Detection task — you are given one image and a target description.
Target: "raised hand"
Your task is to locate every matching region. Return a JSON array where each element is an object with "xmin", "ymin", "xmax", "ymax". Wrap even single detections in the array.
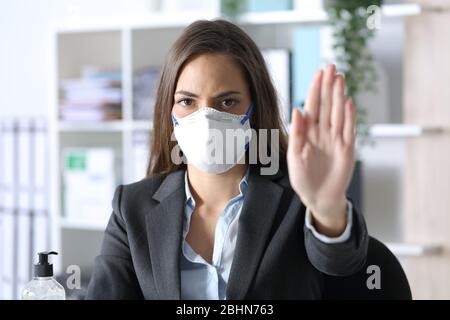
[{"xmin": 287, "ymin": 64, "xmax": 356, "ymax": 237}]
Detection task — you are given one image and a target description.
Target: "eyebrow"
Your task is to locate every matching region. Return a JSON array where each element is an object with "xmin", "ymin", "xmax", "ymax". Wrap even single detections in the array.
[{"xmin": 174, "ymin": 90, "xmax": 242, "ymax": 99}]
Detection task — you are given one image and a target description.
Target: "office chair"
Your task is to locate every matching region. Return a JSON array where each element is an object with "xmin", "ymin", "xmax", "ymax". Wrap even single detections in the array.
[{"xmin": 323, "ymin": 236, "xmax": 412, "ymax": 299}]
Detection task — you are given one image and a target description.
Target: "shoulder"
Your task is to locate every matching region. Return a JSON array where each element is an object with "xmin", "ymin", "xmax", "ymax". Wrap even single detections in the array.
[
  {"xmin": 121, "ymin": 174, "xmax": 166, "ymax": 199},
  {"xmin": 112, "ymin": 171, "xmax": 183, "ymax": 223},
  {"xmin": 118, "ymin": 172, "xmax": 178, "ymax": 206}
]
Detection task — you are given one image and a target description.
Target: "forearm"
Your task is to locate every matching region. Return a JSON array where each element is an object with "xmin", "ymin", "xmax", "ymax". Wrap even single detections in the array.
[
  {"xmin": 308, "ymin": 197, "xmax": 348, "ymax": 237},
  {"xmin": 304, "ymin": 199, "xmax": 369, "ymax": 276}
]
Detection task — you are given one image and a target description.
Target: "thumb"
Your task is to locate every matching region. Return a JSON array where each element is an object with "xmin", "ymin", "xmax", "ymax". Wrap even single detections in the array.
[{"xmin": 289, "ymin": 107, "xmax": 306, "ymax": 152}]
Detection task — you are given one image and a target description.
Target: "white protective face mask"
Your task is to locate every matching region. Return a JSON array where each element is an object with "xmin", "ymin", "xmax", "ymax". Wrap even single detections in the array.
[{"xmin": 172, "ymin": 103, "xmax": 254, "ymax": 174}]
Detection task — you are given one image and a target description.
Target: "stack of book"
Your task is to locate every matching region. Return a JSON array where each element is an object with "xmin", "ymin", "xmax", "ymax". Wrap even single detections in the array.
[
  {"xmin": 133, "ymin": 67, "xmax": 160, "ymax": 121},
  {"xmin": 59, "ymin": 70, "xmax": 122, "ymax": 122}
]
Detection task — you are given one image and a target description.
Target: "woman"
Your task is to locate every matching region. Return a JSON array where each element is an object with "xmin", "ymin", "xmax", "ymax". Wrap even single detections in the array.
[{"xmin": 86, "ymin": 19, "xmax": 368, "ymax": 300}]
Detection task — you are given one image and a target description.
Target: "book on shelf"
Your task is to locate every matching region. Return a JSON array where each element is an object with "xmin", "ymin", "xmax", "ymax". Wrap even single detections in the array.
[
  {"xmin": 59, "ymin": 103, "xmax": 122, "ymax": 122},
  {"xmin": 62, "ymin": 148, "xmax": 116, "ymax": 227},
  {"xmin": 133, "ymin": 67, "xmax": 161, "ymax": 121},
  {"xmin": 60, "ymin": 77, "xmax": 121, "ymax": 90},
  {"xmin": 59, "ymin": 68, "xmax": 122, "ymax": 122},
  {"xmin": 63, "ymin": 87, "xmax": 122, "ymax": 103}
]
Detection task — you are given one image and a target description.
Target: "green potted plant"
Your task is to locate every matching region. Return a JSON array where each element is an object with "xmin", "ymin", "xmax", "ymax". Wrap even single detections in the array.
[
  {"xmin": 221, "ymin": 0, "xmax": 247, "ymax": 19},
  {"xmin": 325, "ymin": 0, "xmax": 383, "ymax": 212}
]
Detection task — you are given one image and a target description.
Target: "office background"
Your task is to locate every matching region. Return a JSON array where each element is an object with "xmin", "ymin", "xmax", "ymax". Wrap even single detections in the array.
[{"xmin": 0, "ymin": 0, "xmax": 449, "ymax": 299}]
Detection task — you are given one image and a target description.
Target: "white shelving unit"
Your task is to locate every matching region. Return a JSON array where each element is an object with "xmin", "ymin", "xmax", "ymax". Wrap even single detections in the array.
[
  {"xmin": 51, "ymin": 3, "xmax": 422, "ymax": 32},
  {"xmin": 60, "ymin": 218, "xmax": 109, "ymax": 232},
  {"xmin": 369, "ymin": 124, "xmax": 445, "ymax": 138},
  {"xmin": 48, "ymin": 4, "xmax": 423, "ymax": 274},
  {"xmin": 385, "ymin": 242, "xmax": 443, "ymax": 258}
]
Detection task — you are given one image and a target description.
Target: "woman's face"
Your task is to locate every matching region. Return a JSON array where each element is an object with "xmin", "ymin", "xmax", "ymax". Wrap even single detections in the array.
[{"xmin": 172, "ymin": 53, "xmax": 251, "ymax": 118}]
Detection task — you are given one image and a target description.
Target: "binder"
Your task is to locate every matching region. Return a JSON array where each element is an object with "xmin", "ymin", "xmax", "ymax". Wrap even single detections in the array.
[
  {"xmin": 292, "ymin": 27, "xmax": 321, "ymax": 110},
  {"xmin": 63, "ymin": 147, "xmax": 115, "ymax": 226},
  {"xmin": 0, "ymin": 119, "xmax": 49, "ymax": 299},
  {"xmin": 0, "ymin": 120, "xmax": 16, "ymax": 299},
  {"xmin": 0, "ymin": 214, "xmax": 3, "ymax": 298},
  {"xmin": 17, "ymin": 121, "xmax": 32, "ymax": 289},
  {"xmin": 0, "ymin": 121, "xmax": 4, "ymax": 298},
  {"xmin": 32, "ymin": 120, "xmax": 50, "ymax": 256},
  {"xmin": 0, "ymin": 213, "xmax": 14, "ymax": 299},
  {"xmin": 262, "ymin": 49, "xmax": 291, "ymax": 128}
]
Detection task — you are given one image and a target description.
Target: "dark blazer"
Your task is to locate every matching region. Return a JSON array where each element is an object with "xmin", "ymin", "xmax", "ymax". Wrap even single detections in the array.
[{"xmin": 86, "ymin": 164, "xmax": 369, "ymax": 299}]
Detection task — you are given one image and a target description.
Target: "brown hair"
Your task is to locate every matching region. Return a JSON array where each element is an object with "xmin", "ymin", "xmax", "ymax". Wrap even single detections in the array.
[{"xmin": 146, "ymin": 19, "xmax": 288, "ymax": 177}]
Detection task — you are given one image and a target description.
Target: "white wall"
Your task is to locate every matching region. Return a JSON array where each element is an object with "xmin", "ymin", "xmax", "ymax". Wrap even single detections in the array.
[
  {"xmin": 0, "ymin": 0, "xmax": 154, "ymax": 118},
  {"xmin": 0, "ymin": 0, "xmax": 50, "ymax": 118},
  {"xmin": 0, "ymin": 1, "xmax": 407, "ymax": 241},
  {"xmin": 368, "ymin": 18, "xmax": 405, "ymax": 124},
  {"xmin": 360, "ymin": 18, "xmax": 406, "ymax": 242},
  {"xmin": 0, "ymin": 1, "xmax": 405, "ymax": 119}
]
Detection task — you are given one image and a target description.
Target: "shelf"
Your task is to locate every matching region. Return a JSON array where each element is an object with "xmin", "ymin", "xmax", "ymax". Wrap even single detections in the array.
[
  {"xmin": 240, "ymin": 4, "xmax": 421, "ymax": 25},
  {"xmin": 58, "ymin": 121, "xmax": 446, "ymax": 137},
  {"xmin": 381, "ymin": 3, "xmax": 422, "ymax": 17},
  {"xmin": 57, "ymin": 120, "xmax": 153, "ymax": 132},
  {"xmin": 130, "ymin": 120, "xmax": 153, "ymax": 131},
  {"xmin": 52, "ymin": 12, "xmax": 217, "ymax": 33},
  {"xmin": 285, "ymin": 123, "xmax": 446, "ymax": 138},
  {"xmin": 239, "ymin": 9, "xmax": 327, "ymax": 25},
  {"xmin": 386, "ymin": 242, "xmax": 443, "ymax": 257},
  {"xmin": 369, "ymin": 124, "xmax": 445, "ymax": 138},
  {"xmin": 60, "ymin": 218, "xmax": 108, "ymax": 231},
  {"xmin": 58, "ymin": 121, "xmax": 125, "ymax": 132},
  {"xmin": 58, "ymin": 122, "xmax": 446, "ymax": 137},
  {"xmin": 52, "ymin": 3, "xmax": 422, "ymax": 33},
  {"xmin": 48, "ymin": 2, "xmax": 427, "ymax": 289}
]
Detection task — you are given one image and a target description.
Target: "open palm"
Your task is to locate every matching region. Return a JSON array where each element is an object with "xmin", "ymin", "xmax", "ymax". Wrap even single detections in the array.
[{"xmin": 287, "ymin": 64, "xmax": 355, "ymax": 225}]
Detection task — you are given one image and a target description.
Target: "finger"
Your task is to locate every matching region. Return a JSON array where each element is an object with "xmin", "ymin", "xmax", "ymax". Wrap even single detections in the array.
[
  {"xmin": 343, "ymin": 97, "xmax": 356, "ymax": 145},
  {"xmin": 304, "ymin": 69, "xmax": 323, "ymax": 124},
  {"xmin": 319, "ymin": 64, "xmax": 336, "ymax": 129},
  {"xmin": 331, "ymin": 75, "xmax": 345, "ymax": 138},
  {"xmin": 289, "ymin": 107, "xmax": 306, "ymax": 152}
]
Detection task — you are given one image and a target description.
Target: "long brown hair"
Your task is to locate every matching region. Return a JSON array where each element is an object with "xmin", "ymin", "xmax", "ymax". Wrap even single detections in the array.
[{"xmin": 146, "ymin": 19, "xmax": 288, "ymax": 177}]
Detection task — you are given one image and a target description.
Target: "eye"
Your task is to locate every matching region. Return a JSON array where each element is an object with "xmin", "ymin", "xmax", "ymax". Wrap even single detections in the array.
[
  {"xmin": 221, "ymin": 99, "xmax": 239, "ymax": 108},
  {"xmin": 178, "ymin": 98, "xmax": 194, "ymax": 107}
]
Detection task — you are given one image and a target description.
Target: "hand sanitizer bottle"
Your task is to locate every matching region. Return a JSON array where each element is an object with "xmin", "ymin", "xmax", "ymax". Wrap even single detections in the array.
[{"xmin": 22, "ymin": 251, "xmax": 66, "ymax": 300}]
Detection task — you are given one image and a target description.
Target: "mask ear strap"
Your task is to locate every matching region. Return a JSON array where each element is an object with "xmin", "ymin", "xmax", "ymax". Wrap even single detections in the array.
[
  {"xmin": 171, "ymin": 113, "xmax": 179, "ymax": 126},
  {"xmin": 240, "ymin": 102, "xmax": 254, "ymax": 125}
]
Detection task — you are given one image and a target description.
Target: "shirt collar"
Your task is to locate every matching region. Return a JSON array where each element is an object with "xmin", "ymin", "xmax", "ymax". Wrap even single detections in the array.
[{"xmin": 184, "ymin": 166, "xmax": 250, "ymax": 209}]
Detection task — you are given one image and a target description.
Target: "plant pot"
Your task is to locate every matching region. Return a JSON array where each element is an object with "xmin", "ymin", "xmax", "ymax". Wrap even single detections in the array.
[{"xmin": 347, "ymin": 159, "xmax": 363, "ymax": 214}]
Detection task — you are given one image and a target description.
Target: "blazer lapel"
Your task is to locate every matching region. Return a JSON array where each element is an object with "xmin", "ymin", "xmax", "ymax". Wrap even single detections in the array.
[
  {"xmin": 146, "ymin": 170, "xmax": 185, "ymax": 299},
  {"xmin": 226, "ymin": 165, "xmax": 285, "ymax": 299},
  {"xmin": 145, "ymin": 166, "xmax": 286, "ymax": 300}
]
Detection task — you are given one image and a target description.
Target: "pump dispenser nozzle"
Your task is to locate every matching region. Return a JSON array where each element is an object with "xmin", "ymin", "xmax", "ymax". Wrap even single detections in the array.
[
  {"xmin": 34, "ymin": 251, "xmax": 58, "ymax": 277},
  {"xmin": 22, "ymin": 250, "xmax": 65, "ymax": 299}
]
